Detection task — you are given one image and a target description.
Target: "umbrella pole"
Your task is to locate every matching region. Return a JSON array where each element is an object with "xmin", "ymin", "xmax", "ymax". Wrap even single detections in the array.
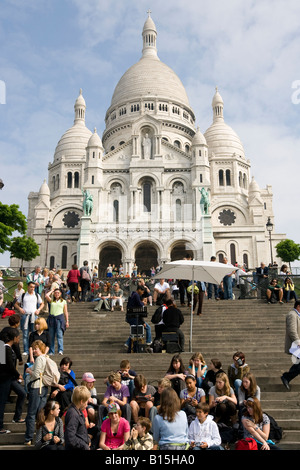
[{"xmin": 189, "ymin": 269, "xmax": 194, "ymax": 352}]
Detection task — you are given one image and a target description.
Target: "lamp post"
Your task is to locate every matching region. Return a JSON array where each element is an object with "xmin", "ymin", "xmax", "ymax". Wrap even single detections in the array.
[
  {"xmin": 45, "ymin": 220, "xmax": 53, "ymax": 267},
  {"xmin": 266, "ymin": 217, "xmax": 274, "ymax": 265}
]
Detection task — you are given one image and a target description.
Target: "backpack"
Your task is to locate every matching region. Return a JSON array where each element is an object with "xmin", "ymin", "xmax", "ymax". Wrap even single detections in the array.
[
  {"xmin": 235, "ymin": 438, "xmax": 258, "ymax": 450},
  {"xmin": 151, "ymin": 305, "xmax": 165, "ymax": 324},
  {"xmin": 42, "ymin": 356, "xmax": 60, "ymax": 386},
  {"xmin": 21, "ymin": 292, "xmax": 40, "ymax": 309},
  {"xmin": 81, "ymin": 269, "xmax": 91, "ymax": 281},
  {"xmin": 266, "ymin": 413, "xmax": 283, "ymax": 442}
]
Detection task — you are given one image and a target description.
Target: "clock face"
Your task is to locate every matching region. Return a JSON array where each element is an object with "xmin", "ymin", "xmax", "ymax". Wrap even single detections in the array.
[
  {"xmin": 218, "ymin": 209, "xmax": 236, "ymax": 226},
  {"xmin": 63, "ymin": 211, "xmax": 80, "ymax": 228}
]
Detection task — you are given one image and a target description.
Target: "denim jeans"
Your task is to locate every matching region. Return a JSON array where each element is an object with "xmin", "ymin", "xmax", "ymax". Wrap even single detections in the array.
[
  {"xmin": 207, "ymin": 283, "xmax": 219, "ymax": 299},
  {"xmin": 25, "ymin": 384, "xmax": 48, "ymax": 442},
  {"xmin": 223, "ymin": 276, "xmax": 233, "ymax": 300},
  {"xmin": 10, "ymin": 379, "xmax": 27, "ymax": 422},
  {"xmin": 48, "ymin": 318, "xmax": 64, "ymax": 354},
  {"xmin": 20, "ymin": 314, "xmax": 35, "ymax": 354}
]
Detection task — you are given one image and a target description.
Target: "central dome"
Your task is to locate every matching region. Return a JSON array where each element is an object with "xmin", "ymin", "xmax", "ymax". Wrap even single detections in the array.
[
  {"xmin": 111, "ymin": 56, "xmax": 191, "ymax": 108},
  {"xmin": 110, "ymin": 13, "xmax": 191, "ymax": 109}
]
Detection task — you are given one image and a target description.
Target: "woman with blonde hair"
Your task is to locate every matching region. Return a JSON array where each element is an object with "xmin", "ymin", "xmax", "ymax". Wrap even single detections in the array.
[
  {"xmin": 208, "ymin": 372, "xmax": 237, "ymax": 425},
  {"xmin": 152, "ymin": 387, "xmax": 189, "ymax": 450},
  {"xmin": 28, "ymin": 317, "xmax": 50, "ymax": 363},
  {"xmin": 188, "ymin": 352, "xmax": 207, "ymax": 387}
]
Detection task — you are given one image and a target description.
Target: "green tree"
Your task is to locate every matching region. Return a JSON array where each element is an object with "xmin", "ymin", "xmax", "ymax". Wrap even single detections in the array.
[
  {"xmin": 275, "ymin": 239, "xmax": 300, "ymax": 270},
  {"xmin": 0, "ymin": 202, "xmax": 27, "ymax": 253},
  {"xmin": 10, "ymin": 236, "xmax": 40, "ymax": 274}
]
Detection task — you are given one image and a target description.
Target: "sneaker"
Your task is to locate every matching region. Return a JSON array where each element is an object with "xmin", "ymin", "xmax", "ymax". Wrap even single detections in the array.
[
  {"xmin": 281, "ymin": 376, "xmax": 291, "ymax": 391},
  {"xmin": 22, "ymin": 352, "xmax": 28, "ymax": 356},
  {"xmin": 123, "ymin": 343, "xmax": 129, "ymax": 349},
  {"xmin": 24, "ymin": 440, "xmax": 32, "ymax": 446},
  {"xmin": 12, "ymin": 419, "xmax": 25, "ymax": 423},
  {"xmin": 0, "ymin": 429, "xmax": 11, "ymax": 434},
  {"xmin": 58, "ymin": 351, "xmax": 63, "ymax": 355}
]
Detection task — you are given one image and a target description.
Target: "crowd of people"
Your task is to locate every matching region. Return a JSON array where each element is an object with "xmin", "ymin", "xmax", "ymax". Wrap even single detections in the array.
[
  {"xmin": 0, "ymin": 324, "xmax": 282, "ymax": 451},
  {"xmin": 0, "ymin": 257, "xmax": 297, "ymax": 451}
]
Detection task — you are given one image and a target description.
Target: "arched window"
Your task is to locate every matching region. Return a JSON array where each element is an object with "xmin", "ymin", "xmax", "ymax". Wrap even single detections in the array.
[
  {"xmin": 218, "ymin": 253, "xmax": 224, "ymax": 263},
  {"xmin": 56, "ymin": 174, "xmax": 60, "ymax": 190},
  {"xmin": 143, "ymin": 182, "xmax": 151, "ymax": 212},
  {"xmin": 61, "ymin": 246, "xmax": 68, "ymax": 270},
  {"xmin": 67, "ymin": 172, "xmax": 72, "ymax": 188},
  {"xmin": 175, "ymin": 199, "xmax": 182, "ymax": 221},
  {"xmin": 74, "ymin": 172, "xmax": 79, "ymax": 188},
  {"xmin": 226, "ymin": 169, "xmax": 231, "ymax": 186},
  {"xmin": 219, "ymin": 170, "xmax": 224, "ymax": 186},
  {"xmin": 50, "ymin": 256, "xmax": 55, "ymax": 270},
  {"xmin": 243, "ymin": 253, "xmax": 249, "ymax": 269},
  {"xmin": 113, "ymin": 200, "xmax": 119, "ymax": 223},
  {"xmin": 230, "ymin": 243, "xmax": 236, "ymax": 265},
  {"xmin": 174, "ymin": 140, "xmax": 181, "ymax": 148},
  {"xmin": 52, "ymin": 176, "xmax": 56, "ymax": 191}
]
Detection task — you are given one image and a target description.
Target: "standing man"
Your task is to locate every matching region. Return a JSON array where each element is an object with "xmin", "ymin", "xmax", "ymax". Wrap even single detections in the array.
[
  {"xmin": 15, "ymin": 282, "xmax": 43, "ymax": 356},
  {"xmin": 125, "ymin": 285, "xmax": 152, "ymax": 349},
  {"xmin": 222, "ymin": 258, "xmax": 236, "ymax": 300},
  {"xmin": 281, "ymin": 300, "xmax": 300, "ymax": 391},
  {"xmin": 79, "ymin": 260, "xmax": 91, "ymax": 302},
  {"xmin": 207, "ymin": 256, "xmax": 219, "ymax": 301},
  {"xmin": 26, "ymin": 265, "xmax": 44, "ymax": 296}
]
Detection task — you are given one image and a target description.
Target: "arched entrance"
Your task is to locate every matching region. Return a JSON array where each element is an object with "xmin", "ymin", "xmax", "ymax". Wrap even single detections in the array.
[
  {"xmin": 170, "ymin": 242, "xmax": 194, "ymax": 261},
  {"xmin": 99, "ymin": 245, "xmax": 122, "ymax": 277},
  {"xmin": 134, "ymin": 242, "xmax": 158, "ymax": 276}
]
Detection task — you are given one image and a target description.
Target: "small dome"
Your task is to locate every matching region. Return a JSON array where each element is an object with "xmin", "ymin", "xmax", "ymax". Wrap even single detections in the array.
[
  {"xmin": 192, "ymin": 127, "xmax": 207, "ymax": 146},
  {"xmin": 212, "ymin": 86, "xmax": 223, "ymax": 106},
  {"xmin": 87, "ymin": 128, "xmax": 102, "ymax": 147},
  {"xmin": 39, "ymin": 179, "xmax": 50, "ymax": 197},
  {"xmin": 75, "ymin": 88, "xmax": 86, "ymax": 107},
  {"xmin": 249, "ymin": 176, "xmax": 260, "ymax": 193}
]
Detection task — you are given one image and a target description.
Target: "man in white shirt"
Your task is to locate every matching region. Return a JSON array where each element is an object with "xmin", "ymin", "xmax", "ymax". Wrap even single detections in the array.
[
  {"xmin": 15, "ymin": 282, "xmax": 43, "ymax": 356},
  {"xmin": 153, "ymin": 279, "xmax": 171, "ymax": 305}
]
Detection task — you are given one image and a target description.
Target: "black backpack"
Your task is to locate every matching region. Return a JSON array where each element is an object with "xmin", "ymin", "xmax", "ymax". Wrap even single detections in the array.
[{"xmin": 151, "ymin": 305, "xmax": 164, "ymax": 324}]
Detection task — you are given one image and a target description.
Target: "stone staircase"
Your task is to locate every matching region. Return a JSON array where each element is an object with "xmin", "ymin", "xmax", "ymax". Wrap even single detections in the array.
[{"xmin": 1, "ymin": 297, "xmax": 300, "ymax": 450}]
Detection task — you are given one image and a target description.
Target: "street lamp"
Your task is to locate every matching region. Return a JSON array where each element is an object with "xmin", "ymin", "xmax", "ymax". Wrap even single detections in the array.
[
  {"xmin": 266, "ymin": 217, "xmax": 274, "ymax": 265},
  {"xmin": 0, "ymin": 179, "xmax": 4, "ymax": 189},
  {"xmin": 45, "ymin": 220, "xmax": 53, "ymax": 267}
]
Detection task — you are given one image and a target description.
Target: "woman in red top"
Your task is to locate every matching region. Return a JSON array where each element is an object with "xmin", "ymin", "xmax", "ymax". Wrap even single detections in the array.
[{"xmin": 67, "ymin": 264, "xmax": 81, "ymax": 302}]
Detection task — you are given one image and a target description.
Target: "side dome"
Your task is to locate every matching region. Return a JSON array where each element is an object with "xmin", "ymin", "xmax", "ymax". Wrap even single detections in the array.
[
  {"xmin": 53, "ymin": 90, "xmax": 92, "ymax": 161},
  {"xmin": 204, "ymin": 87, "xmax": 245, "ymax": 159},
  {"xmin": 192, "ymin": 127, "xmax": 207, "ymax": 146}
]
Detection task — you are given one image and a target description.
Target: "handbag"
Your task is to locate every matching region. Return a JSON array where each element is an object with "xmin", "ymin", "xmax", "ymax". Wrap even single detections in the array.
[{"xmin": 235, "ymin": 438, "xmax": 258, "ymax": 450}]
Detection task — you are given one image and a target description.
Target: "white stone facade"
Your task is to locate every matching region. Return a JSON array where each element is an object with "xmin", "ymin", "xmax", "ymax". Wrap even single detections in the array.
[{"xmin": 24, "ymin": 13, "xmax": 285, "ymax": 275}]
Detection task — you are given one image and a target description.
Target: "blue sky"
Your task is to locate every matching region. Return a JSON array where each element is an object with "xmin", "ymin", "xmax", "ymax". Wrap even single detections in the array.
[{"xmin": 0, "ymin": 0, "xmax": 300, "ymax": 267}]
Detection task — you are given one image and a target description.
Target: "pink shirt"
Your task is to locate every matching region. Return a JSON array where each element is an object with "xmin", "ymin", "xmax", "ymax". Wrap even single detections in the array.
[
  {"xmin": 67, "ymin": 269, "xmax": 81, "ymax": 283},
  {"xmin": 101, "ymin": 417, "xmax": 130, "ymax": 449}
]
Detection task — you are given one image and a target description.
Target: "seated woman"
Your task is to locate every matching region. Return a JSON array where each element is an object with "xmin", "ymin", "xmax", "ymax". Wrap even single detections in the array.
[
  {"xmin": 227, "ymin": 351, "xmax": 250, "ymax": 395},
  {"xmin": 208, "ymin": 372, "xmax": 237, "ymax": 426},
  {"xmin": 99, "ymin": 403, "xmax": 130, "ymax": 450},
  {"xmin": 152, "ymin": 387, "xmax": 189, "ymax": 450},
  {"xmin": 241, "ymin": 398, "xmax": 281, "ymax": 450},
  {"xmin": 188, "ymin": 352, "xmax": 208, "ymax": 388},
  {"xmin": 130, "ymin": 374, "xmax": 156, "ymax": 424},
  {"xmin": 164, "ymin": 354, "xmax": 188, "ymax": 397},
  {"xmin": 49, "ymin": 356, "xmax": 77, "ymax": 416},
  {"xmin": 180, "ymin": 374, "xmax": 206, "ymax": 424},
  {"xmin": 35, "ymin": 401, "xmax": 64, "ymax": 450},
  {"xmin": 110, "ymin": 282, "xmax": 124, "ymax": 311},
  {"xmin": 93, "ymin": 284, "xmax": 111, "ymax": 312},
  {"xmin": 237, "ymin": 372, "xmax": 261, "ymax": 412},
  {"xmin": 283, "ymin": 277, "xmax": 298, "ymax": 303},
  {"xmin": 202, "ymin": 358, "xmax": 225, "ymax": 393}
]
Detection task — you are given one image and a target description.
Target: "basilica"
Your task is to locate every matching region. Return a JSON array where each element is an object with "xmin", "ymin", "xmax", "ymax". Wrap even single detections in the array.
[{"xmin": 25, "ymin": 13, "xmax": 285, "ymax": 276}]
